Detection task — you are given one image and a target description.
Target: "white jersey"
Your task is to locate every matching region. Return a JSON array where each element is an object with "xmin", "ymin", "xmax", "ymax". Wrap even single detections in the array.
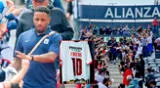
[
  {"xmin": 60, "ymin": 41, "xmax": 92, "ymax": 82},
  {"xmin": 147, "ymin": 36, "xmax": 152, "ymax": 44},
  {"xmin": 0, "ymin": 0, "xmax": 7, "ymax": 23},
  {"xmin": 98, "ymin": 82, "xmax": 108, "ymax": 88}
]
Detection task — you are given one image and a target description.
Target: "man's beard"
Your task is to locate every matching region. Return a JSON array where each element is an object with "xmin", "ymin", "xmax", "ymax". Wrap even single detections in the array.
[
  {"xmin": 35, "ymin": 27, "xmax": 47, "ymax": 34},
  {"xmin": 36, "ymin": 29, "xmax": 45, "ymax": 33}
]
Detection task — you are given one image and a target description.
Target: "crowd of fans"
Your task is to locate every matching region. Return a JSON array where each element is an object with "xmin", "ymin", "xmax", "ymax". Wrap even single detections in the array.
[
  {"xmin": 81, "ymin": 24, "xmax": 159, "ymax": 38},
  {"xmin": 80, "ymin": 23, "xmax": 160, "ymax": 87}
]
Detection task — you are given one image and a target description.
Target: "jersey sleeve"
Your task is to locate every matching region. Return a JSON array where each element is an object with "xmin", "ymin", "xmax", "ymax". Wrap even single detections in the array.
[{"xmin": 85, "ymin": 42, "xmax": 92, "ymax": 64}]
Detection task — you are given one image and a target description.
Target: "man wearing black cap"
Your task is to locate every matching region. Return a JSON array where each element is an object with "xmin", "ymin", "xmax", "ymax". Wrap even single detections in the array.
[{"xmin": 16, "ymin": 0, "xmax": 73, "ymax": 40}]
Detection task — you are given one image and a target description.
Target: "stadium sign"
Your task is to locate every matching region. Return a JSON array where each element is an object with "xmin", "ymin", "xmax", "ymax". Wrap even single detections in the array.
[
  {"xmin": 104, "ymin": 7, "xmax": 159, "ymax": 19},
  {"xmin": 79, "ymin": 5, "xmax": 160, "ymax": 20}
]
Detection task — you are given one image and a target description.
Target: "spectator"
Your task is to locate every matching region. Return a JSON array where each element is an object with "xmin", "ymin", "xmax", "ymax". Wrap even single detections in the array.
[
  {"xmin": 95, "ymin": 68, "xmax": 106, "ymax": 83},
  {"xmin": 107, "ymin": 37, "xmax": 118, "ymax": 63},
  {"xmin": 127, "ymin": 76, "xmax": 140, "ymax": 88},
  {"xmin": 123, "ymin": 65, "xmax": 133, "ymax": 86},
  {"xmin": 0, "ymin": 60, "xmax": 30, "ymax": 88},
  {"xmin": 0, "ymin": 0, "xmax": 13, "ymax": 39},
  {"xmin": 99, "ymin": 26, "xmax": 105, "ymax": 35},
  {"xmin": 118, "ymin": 83, "xmax": 125, "ymax": 88},
  {"xmin": 145, "ymin": 68, "xmax": 156, "ymax": 87},
  {"xmin": 152, "ymin": 17, "xmax": 159, "ymax": 37},
  {"xmin": 16, "ymin": 0, "xmax": 73, "ymax": 40},
  {"xmin": 148, "ymin": 80, "xmax": 157, "ymax": 88},
  {"xmin": 112, "ymin": 26, "xmax": 118, "ymax": 36},
  {"xmin": 25, "ymin": 0, "xmax": 64, "ymax": 10},
  {"xmin": 118, "ymin": 26, "xmax": 123, "ymax": 36},
  {"xmin": 66, "ymin": 0, "xmax": 73, "ymax": 20},
  {"xmin": 15, "ymin": 6, "xmax": 62, "ymax": 88},
  {"xmin": 98, "ymin": 78, "xmax": 112, "ymax": 88},
  {"xmin": 154, "ymin": 37, "xmax": 160, "ymax": 50},
  {"xmin": 105, "ymin": 26, "xmax": 112, "ymax": 35}
]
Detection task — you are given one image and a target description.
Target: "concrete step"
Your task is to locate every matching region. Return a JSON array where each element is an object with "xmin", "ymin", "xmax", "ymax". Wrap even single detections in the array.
[
  {"xmin": 112, "ymin": 80, "xmax": 122, "ymax": 83},
  {"xmin": 111, "ymin": 83, "xmax": 120, "ymax": 88},
  {"xmin": 110, "ymin": 74, "xmax": 122, "ymax": 77},
  {"xmin": 110, "ymin": 75, "xmax": 122, "ymax": 78},
  {"xmin": 109, "ymin": 71, "xmax": 121, "ymax": 75},
  {"xmin": 108, "ymin": 69, "xmax": 120, "ymax": 72},
  {"xmin": 108, "ymin": 63, "xmax": 122, "ymax": 88},
  {"xmin": 63, "ymin": 84, "xmax": 75, "ymax": 88},
  {"xmin": 108, "ymin": 66, "xmax": 119, "ymax": 69}
]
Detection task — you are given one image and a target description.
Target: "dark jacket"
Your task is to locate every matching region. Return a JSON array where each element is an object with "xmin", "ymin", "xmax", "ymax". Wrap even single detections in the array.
[{"xmin": 16, "ymin": 7, "xmax": 73, "ymax": 40}]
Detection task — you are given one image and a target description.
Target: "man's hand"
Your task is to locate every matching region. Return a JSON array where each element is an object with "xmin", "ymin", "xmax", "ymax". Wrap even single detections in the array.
[
  {"xmin": 12, "ymin": 8, "xmax": 23, "ymax": 16},
  {"xmin": 0, "ymin": 23, "xmax": 7, "ymax": 39},
  {"xmin": 21, "ymin": 60, "xmax": 30, "ymax": 70},
  {"xmin": 16, "ymin": 51, "xmax": 32, "ymax": 60},
  {"xmin": 6, "ymin": 0, "xmax": 24, "ymax": 16},
  {"xmin": 6, "ymin": 0, "xmax": 14, "ymax": 8},
  {"xmin": 2, "ymin": 82, "xmax": 11, "ymax": 88},
  {"xmin": 66, "ymin": 12, "xmax": 71, "ymax": 20},
  {"xmin": 10, "ymin": 60, "xmax": 30, "ymax": 84}
]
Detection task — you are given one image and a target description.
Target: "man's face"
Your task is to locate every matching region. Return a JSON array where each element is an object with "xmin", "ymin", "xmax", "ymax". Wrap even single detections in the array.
[
  {"xmin": 33, "ymin": 12, "xmax": 50, "ymax": 33},
  {"xmin": 32, "ymin": 0, "xmax": 49, "ymax": 8}
]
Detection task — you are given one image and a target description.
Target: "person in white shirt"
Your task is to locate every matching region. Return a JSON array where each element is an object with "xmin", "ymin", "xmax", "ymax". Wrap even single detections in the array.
[
  {"xmin": 98, "ymin": 78, "xmax": 112, "ymax": 88},
  {"xmin": 95, "ymin": 68, "xmax": 107, "ymax": 83},
  {"xmin": 0, "ymin": 60, "xmax": 30, "ymax": 88},
  {"xmin": 147, "ymin": 32, "xmax": 153, "ymax": 55}
]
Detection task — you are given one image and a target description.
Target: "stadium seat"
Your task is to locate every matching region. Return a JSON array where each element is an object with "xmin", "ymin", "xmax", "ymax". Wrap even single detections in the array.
[
  {"xmin": 156, "ymin": 82, "xmax": 160, "ymax": 87},
  {"xmin": 152, "ymin": 66, "xmax": 158, "ymax": 71},
  {"xmin": 157, "ymin": 64, "xmax": 160, "ymax": 67},
  {"xmin": 149, "ymin": 63, "xmax": 157, "ymax": 67},
  {"xmin": 155, "ymin": 51, "xmax": 160, "ymax": 58},
  {"xmin": 147, "ymin": 59, "xmax": 155, "ymax": 62},
  {"xmin": 154, "ymin": 74, "xmax": 160, "ymax": 78},
  {"xmin": 148, "ymin": 61, "xmax": 155, "ymax": 64},
  {"xmin": 155, "ymin": 59, "xmax": 160, "ymax": 63},
  {"xmin": 156, "ymin": 77, "xmax": 160, "ymax": 82}
]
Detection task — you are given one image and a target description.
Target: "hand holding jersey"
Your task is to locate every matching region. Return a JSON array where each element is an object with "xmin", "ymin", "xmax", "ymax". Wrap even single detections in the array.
[{"xmin": 60, "ymin": 41, "xmax": 92, "ymax": 83}]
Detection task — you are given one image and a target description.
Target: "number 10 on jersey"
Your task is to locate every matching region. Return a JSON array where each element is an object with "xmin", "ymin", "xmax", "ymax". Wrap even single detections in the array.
[{"xmin": 72, "ymin": 58, "xmax": 82, "ymax": 76}]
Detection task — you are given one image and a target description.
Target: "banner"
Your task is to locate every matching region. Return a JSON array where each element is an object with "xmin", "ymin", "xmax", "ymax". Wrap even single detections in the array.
[
  {"xmin": 77, "ymin": 5, "xmax": 160, "ymax": 27},
  {"xmin": 79, "ymin": 5, "xmax": 160, "ymax": 20}
]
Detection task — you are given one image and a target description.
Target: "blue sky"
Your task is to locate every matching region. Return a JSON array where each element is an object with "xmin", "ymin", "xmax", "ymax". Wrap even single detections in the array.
[{"xmin": 79, "ymin": 0, "xmax": 155, "ymax": 5}]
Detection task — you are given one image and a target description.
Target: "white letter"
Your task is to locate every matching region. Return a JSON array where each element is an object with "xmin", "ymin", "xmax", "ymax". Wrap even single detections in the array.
[
  {"xmin": 126, "ymin": 8, "xmax": 134, "ymax": 18},
  {"xmin": 105, "ymin": 8, "xmax": 113, "ymax": 18},
  {"xmin": 122, "ymin": 8, "xmax": 125, "ymax": 18},
  {"xmin": 135, "ymin": 7, "xmax": 143, "ymax": 18},
  {"xmin": 144, "ymin": 7, "xmax": 151, "ymax": 17},
  {"xmin": 115, "ymin": 8, "xmax": 121, "ymax": 18},
  {"xmin": 152, "ymin": 7, "xmax": 160, "ymax": 17}
]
